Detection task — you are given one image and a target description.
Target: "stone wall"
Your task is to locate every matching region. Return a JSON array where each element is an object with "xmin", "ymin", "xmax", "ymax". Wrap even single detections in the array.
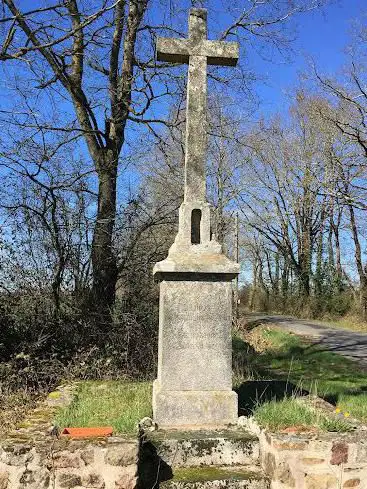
[
  {"xmin": 0, "ymin": 385, "xmax": 139, "ymax": 489},
  {"xmin": 0, "ymin": 437, "xmax": 138, "ymax": 489},
  {"xmin": 260, "ymin": 431, "xmax": 367, "ymax": 489}
]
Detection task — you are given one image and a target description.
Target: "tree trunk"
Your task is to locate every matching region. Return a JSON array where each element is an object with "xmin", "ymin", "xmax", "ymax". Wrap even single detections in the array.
[
  {"xmin": 249, "ymin": 258, "xmax": 259, "ymax": 312},
  {"xmin": 91, "ymin": 157, "xmax": 118, "ymax": 315},
  {"xmin": 281, "ymin": 254, "xmax": 289, "ymax": 312},
  {"xmin": 331, "ymin": 208, "xmax": 343, "ymax": 291},
  {"xmin": 348, "ymin": 201, "xmax": 367, "ymax": 320}
]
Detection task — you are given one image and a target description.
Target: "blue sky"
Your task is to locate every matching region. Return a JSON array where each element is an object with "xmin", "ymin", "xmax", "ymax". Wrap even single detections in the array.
[{"xmin": 252, "ymin": 0, "xmax": 365, "ymax": 115}]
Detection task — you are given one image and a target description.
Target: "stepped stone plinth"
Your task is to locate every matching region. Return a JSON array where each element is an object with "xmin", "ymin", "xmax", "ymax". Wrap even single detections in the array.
[
  {"xmin": 160, "ymin": 467, "xmax": 269, "ymax": 489},
  {"xmin": 139, "ymin": 429, "xmax": 269, "ymax": 489}
]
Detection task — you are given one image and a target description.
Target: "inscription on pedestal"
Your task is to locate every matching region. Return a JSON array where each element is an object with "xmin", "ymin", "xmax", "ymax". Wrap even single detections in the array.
[
  {"xmin": 171, "ymin": 303, "xmax": 230, "ymax": 349},
  {"xmin": 158, "ymin": 280, "xmax": 232, "ymax": 392}
]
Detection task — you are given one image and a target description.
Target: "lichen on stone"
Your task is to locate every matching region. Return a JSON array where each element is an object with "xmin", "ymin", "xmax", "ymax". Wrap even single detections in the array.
[{"xmin": 167, "ymin": 466, "xmax": 262, "ymax": 482}]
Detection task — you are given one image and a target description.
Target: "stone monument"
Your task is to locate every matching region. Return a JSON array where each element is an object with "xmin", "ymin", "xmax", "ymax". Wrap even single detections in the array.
[{"xmin": 153, "ymin": 8, "xmax": 240, "ymax": 428}]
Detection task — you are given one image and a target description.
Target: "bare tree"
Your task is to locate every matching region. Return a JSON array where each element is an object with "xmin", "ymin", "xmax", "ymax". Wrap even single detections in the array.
[
  {"xmin": 0, "ymin": 132, "xmax": 93, "ymax": 311},
  {"xmin": 0, "ymin": 0, "xmax": 330, "ymax": 317}
]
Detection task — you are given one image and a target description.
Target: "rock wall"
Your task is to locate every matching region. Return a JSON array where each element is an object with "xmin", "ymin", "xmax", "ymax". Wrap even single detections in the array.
[
  {"xmin": 0, "ymin": 437, "xmax": 139, "ymax": 489},
  {"xmin": 260, "ymin": 431, "xmax": 367, "ymax": 489},
  {"xmin": 0, "ymin": 385, "xmax": 139, "ymax": 489}
]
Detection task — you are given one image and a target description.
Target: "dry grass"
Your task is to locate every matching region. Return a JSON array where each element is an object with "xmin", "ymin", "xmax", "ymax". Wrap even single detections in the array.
[
  {"xmin": 0, "ymin": 389, "xmax": 39, "ymax": 434},
  {"xmin": 311, "ymin": 315, "xmax": 367, "ymax": 333}
]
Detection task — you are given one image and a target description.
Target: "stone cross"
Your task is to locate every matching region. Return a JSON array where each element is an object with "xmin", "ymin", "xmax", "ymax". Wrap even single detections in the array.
[
  {"xmin": 157, "ymin": 9, "xmax": 239, "ymax": 202},
  {"xmin": 153, "ymin": 9, "xmax": 240, "ymax": 429}
]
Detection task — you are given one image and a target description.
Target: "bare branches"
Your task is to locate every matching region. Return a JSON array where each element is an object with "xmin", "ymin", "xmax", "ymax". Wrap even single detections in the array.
[
  {"xmin": 220, "ymin": 0, "xmax": 327, "ymax": 47},
  {"xmin": 1, "ymin": 1, "xmax": 117, "ymax": 60},
  {"xmin": 109, "ymin": 0, "xmax": 125, "ymax": 117}
]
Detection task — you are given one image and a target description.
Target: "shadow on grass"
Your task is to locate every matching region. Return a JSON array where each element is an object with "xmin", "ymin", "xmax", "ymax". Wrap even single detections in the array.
[
  {"xmin": 233, "ymin": 334, "xmax": 367, "ymax": 417},
  {"xmin": 236, "ymin": 380, "xmax": 309, "ymax": 416}
]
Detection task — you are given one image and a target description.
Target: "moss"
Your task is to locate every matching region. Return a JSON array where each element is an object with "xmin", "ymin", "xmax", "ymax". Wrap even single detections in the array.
[
  {"xmin": 29, "ymin": 408, "xmax": 54, "ymax": 418},
  {"xmin": 2, "ymin": 434, "xmax": 33, "ymax": 443},
  {"xmin": 169, "ymin": 466, "xmax": 262, "ymax": 482},
  {"xmin": 48, "ymin": 391, "xmax": 62, "ymax": 400},
  {"xmin": 146, "ymin": 429, "xmax": 257, "ymax": 444},
  {"xmin": 16, "ymin": 421, "xmax": 33, "ymax": 429}
]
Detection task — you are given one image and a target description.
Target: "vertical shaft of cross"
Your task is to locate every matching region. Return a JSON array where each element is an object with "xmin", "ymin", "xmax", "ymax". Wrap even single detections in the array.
[
  {"xmin": 185, "ymin": 55, "xmax": 207, "ymax": 202},
  {"xmin": 184, "ymin": 10, "xmax": 208, "ymax": 202}
]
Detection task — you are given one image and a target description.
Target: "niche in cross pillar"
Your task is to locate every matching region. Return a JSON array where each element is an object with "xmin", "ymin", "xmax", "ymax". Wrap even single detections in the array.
[{"xmin": 191, "ymin": 209, "xmax": 202, "ymax": 244}]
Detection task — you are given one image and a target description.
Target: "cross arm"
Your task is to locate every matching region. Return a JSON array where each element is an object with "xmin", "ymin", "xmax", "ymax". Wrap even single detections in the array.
[
  {"xmin": 156, "ymin": 37, "xmax": 239, "ymax": 67},
  {"xmin": 156, "ymin": 37, "xmax": 190, "ymax": 64},
  {"xmin": 205, "ymin": 40, "xmax": 239, "ymax": 67}
]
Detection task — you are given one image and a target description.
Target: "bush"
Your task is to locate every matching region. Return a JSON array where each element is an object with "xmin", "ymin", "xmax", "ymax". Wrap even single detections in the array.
[{"xmin": 0, "ymin": 289, "xmax": 159, "ymax": 396}]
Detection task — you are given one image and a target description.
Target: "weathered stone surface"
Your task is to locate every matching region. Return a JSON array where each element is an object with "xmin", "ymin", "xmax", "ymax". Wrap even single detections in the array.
[
  {"xmin": 263, "ymin": 453, "xmax": 275, "ymax": 478},
  {"xmin": 302, "ymin": 457, "xmax": 325, "ymax": 465},
  {"xmin": 343, "ymin": 479, "xmax": 361, "ymax": 488},
  {"xmin": 18, "ymin": 468, "xmax": 50, "ymax": 489},
  {"xmin": 156, "ymin": 280, "xmax": 232, "ymax": 391},
  {"xmin": 156, "ymin": 9, "xmax": 238, "ymax": 203},
  {"xmin": 50, "ymin": 451, "xmax": 81, "ymax": 468},
  {"xmin": 304, "ymin": 473, "xmax": 338, "ymax": 489},
  {"xmin": 153, "ymin": 277, "xmax": 238, "ymax": 427},
  {"xmin": 105, "ymin": 443, "xmax": 137, "ymax": 466},
  {"xmin": 81, "ymin": 472, "xmax": 105, "ymax": 488},
  {"xmin": 153, "ymin": 8, "xmax": 239, "ymax": 428},
  {"xmin": 274, "ymin": 463, "xmax": 295, "ymax": 487},
  {"xmin": 2, "ymin": 445, "xmax": 33, "ymax": 466},
  {"xmin": 272, "ymin": 439, "xmax": 308, "ymax": 450},
  {"xmin": 356, "ymin": 443, "xmax": 367, "ymax": 462},
  {"xmin": 0, "ymin": 471, "xmax": 8, "ymax": 489},
  {"xmin": 145, "ymin": 430, "xmax": 259, "ymax": 468},
  {"xmin": 49, "ymin": 451, "xmax": 81, "ymax": 469},
  {"xmin": 153, "ymin": 387, "xmax": 238, "ymax": 428},
  {"xmin": 160, "ymin": 465, "xmax": 270, "ymax": 489},
  {"xmin": 115, "ymin": 464, "xmax": 137, "ymax": 489},
  {"xmin": 57, "ymin": 472, "xmax": 82, "ymax": 488},
  {"xmin": 80, "ymin": 448, "xmax": 94, "ymax": 465},
  {"xmin": 331, "ymin": 441, "xmax": 348, "ymax": 465}
]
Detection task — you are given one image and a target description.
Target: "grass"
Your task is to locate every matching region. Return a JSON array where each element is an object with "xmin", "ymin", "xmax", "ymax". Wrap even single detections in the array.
[
  {"xmin": 235, "ymin": 326, "xmax": 367, "ymax": 428},
  {"xmin": 0, "ymin": 390, "xmax": 39, "ymax": 435},
  {"xmin": 254, "ymin": 397, "xmax": 352, "ymax": 433},
  {"xmin": 55, "ymin": 380, "xmax": 152, "ymax": 434},
  {"xmin": 54, "ymin": 326, "xmax": 367, "ymax": 435},
  {"xmin": 310, "ymin": 315, "xmax": 367, "ymax": 333}
]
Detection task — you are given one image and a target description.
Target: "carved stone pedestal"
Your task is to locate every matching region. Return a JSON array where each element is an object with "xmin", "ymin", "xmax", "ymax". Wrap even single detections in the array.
[{"xmin": 153, "ymin": 208, "xmax": 239, "ymax": 427}]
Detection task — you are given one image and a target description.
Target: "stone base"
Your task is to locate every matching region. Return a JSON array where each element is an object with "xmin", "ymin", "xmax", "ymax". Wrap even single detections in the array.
[
  {"xmin": 153, "ymin": 380, "xmax": 238, "ymax": 428},
  {"xmin": 144, "ymin": 428, "xmax": 259, "ymax": 468}
]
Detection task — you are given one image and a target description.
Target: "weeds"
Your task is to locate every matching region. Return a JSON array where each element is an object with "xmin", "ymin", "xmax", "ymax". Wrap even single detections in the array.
[
  {"xmin": 254, "ymin": 397, "xmax": 353, "ymax": 433},
  {"xmin": 55, "ymin": 380, "xmax": 152, "ymax": 434}
]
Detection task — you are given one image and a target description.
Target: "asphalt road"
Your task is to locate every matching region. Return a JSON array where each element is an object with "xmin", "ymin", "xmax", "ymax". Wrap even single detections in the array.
[{"xmin": 244, "ymin": 313, "xmax": 367, "ymax": 368}]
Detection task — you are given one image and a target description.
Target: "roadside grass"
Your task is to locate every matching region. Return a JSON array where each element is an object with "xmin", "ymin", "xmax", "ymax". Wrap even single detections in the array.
[
  {"xmin": 253, "ymin": 397, "xmax": 352, "ymax": 433},
  {"xmin": 55, "ymin": 380, "xmax": 152, "ymax": 434},
  {"xmin": 234, "ymin": 327, "xmax": 367, "ymax": 429},
  {"xmin": 310, "ymin": 315, "xmax": 367, "ymax": 333},
  {"xmin": 49, "ymin": 326, "xmax": 367, "ymax": 435}
]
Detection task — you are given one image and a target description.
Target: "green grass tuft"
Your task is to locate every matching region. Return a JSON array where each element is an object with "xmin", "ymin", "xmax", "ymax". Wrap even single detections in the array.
[
  {"xmin": 235, "ymin": 325, "xmax": 367, "ymax": 427},
  {"xmin": 254, "ymin": 397, "xmax": 353, "ymax": 432},
  {"xmin": 254, "ymin": 398, "xmax": 315, "ymax": 431},
  {"xmin": 55, "ymin": 380, "xmax": 152, "ymax": 434}
]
